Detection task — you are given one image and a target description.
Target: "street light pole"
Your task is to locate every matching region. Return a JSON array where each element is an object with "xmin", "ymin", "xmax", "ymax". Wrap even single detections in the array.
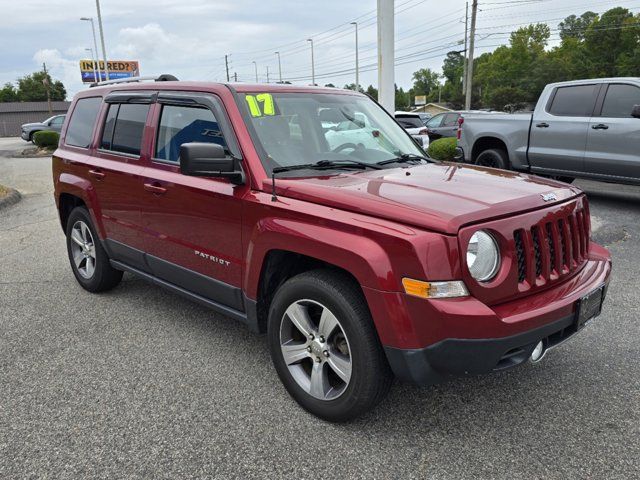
[
  {"xmin": 350, "ymin": 22, "xmax": 359, "ymax": 92},
  {"xmin": 377, "ymin": 0, "xmax": 395, "ymax": 113},
  {"xmin": 94, "ymin": 0, "xmax": 109, "ymax": 80},
  {"xmin": 252, "ymin": 61, "xmax": 258, "ymax": 82},
  {"xmin": 266, "ymin": 66, "xmax": 270, "ymax": 83},
  {"xmin": 80, "ymin": 17, "xmax": 101, "ymax": 81},
  {"xmin": 275, "ymin": 51, "xmax": 282, "ymax": 83},
  {"xmin": 86, "ymin": 48, "xmax": 98, "ymax": 82},
  {"xmin": 307, "ymin": 39, "xmax": 315, "ymax": 86}
]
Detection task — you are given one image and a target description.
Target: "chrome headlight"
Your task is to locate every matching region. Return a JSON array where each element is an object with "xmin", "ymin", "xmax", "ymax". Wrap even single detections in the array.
[{"xmin": 466, "ymin": 230, "xmax": 500, "ymax": 282}]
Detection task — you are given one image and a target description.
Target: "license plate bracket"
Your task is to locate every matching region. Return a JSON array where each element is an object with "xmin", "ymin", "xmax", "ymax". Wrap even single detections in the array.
[{"xmin": 575, "ymin": 285, "xmax": 604, "ymax": 330}]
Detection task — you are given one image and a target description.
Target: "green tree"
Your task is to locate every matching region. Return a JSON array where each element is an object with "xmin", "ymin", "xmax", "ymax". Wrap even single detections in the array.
[
  {"xmin": 16, "ymin": 70, "xmax": 66, "ymax": 102},
  {"xmin": 440, "ymin": 51, "xmax": 465, "ymax": 107},
  {"xmin": 411, "ymin": 68, "xmax": 440, "ymax": 101},
  {"xmin": 365, "ymin": 85, "xmax": 378, "ymax": 100},
  {"xmin": 559, "ymin": 11, "xmax": 598, "ymax": 41},
  {"xmin": 0, "ymin": 83, "xmax": 18, "ymax": 102},
  {"xmin": 584, "ymin": 7, "xmax": 636, "ymax": 76},
  {"xmin": 343, "ymin": 83, "xmax": 365, "ymax": 93},
  {"xmin": 324, "ymin": 83, "xmax": 336, "ymax": 88},
  {"xmin": 395, "ymin": 84, "xmax": 410, "ymax": 110}
]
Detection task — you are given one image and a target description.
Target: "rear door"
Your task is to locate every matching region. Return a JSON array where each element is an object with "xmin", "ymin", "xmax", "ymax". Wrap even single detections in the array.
[
  {"xmin": 584, "ymin": 82, "xmax": 640, "ymax": 181},
  {"xmin": 137, "ymin": 91, "xmax": 246, "ymax": 310},
  {"xmin": 528, "ymin": 83, "xmax": 600, "ymax": 174},
  {"xmin": 92, "ymin": 91, "xmax": 155, "ymax": 266}
]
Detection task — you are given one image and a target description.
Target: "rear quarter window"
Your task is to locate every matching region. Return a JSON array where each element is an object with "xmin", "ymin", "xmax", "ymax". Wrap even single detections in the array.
[{"xmin": 65, "ymin": 97, "xmax": 102, "ymax": 148}]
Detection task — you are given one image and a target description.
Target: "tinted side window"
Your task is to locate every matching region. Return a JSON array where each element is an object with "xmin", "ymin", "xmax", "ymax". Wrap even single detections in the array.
[
  {"xmin": 50, "ymin": 116, "xmax": 64, "ymax": 126},
  {"xmin": 549, "ymin": 85, "xmax": 599, "ymax": 117},
  {"xmin": 100, "ymin": 104, "xmax": 119, "ymax": 150},
  {"xmin": 426, "ymin": 114, "xmax": 444, "ymax": 128},
  {"xmin": 110, "ymin": 104, "xmax": 150, "ymax": 155},
  {"xmin": 601, "ymin": 84, "xmax": 640, "ymax": 118},
  {"xmin": 443, "ymin": 113, "xmax": 459, "ymax": 126},
  {"xmin": 396, "ymin": 117, "xmax": 423, "ymax": 128},
  {"xmin": 155, "ymin": 105, "xmax": 227, "ymax": 162},
  {"xmin": 65, "ymin": 97, "xmax": 102, "ymax": 148}
]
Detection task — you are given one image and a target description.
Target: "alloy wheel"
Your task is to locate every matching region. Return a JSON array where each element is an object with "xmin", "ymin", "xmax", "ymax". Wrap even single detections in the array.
[
  {"xmin": 279, "ymin": 299, "xmax": 352, "ymax": 401},
  {"xmin": 69, "ymin": 220, "xmax": 96, "ymax": 279}
]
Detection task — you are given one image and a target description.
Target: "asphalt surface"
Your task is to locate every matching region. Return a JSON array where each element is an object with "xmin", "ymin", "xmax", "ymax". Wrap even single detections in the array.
[{"xmin": 0, "ymin": 136, "xmax": 638, "ymax": 479}]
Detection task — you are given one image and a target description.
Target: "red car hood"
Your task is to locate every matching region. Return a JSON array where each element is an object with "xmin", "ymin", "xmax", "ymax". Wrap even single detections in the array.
[{"xmin": 264, "ymin": 163, "xmax": 582, "ymax": 234}]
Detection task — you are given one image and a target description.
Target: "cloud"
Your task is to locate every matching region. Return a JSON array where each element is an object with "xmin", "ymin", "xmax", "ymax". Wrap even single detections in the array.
[{"xmin": 111, "ymin": 23, "xmax": 176, "ymax": 60}]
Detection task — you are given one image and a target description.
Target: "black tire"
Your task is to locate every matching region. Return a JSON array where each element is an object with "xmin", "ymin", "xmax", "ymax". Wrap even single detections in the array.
[
  {"xmin": 475, "ymin": 148, "xmax": 510, "ymax": 170},
  {"xmin": 268, "ymin": 269, "xmax": 393, "ymax": 422},
  {"xmin": 29, "ymin": 131, "xmax": 38, "ymax": 143},
  {"xmin": 65, "ymin": 206, "xmax": 123, "ymax": 292}
]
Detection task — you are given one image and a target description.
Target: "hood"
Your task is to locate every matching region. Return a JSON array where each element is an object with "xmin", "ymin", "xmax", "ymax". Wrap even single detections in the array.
[
  {"xmin": 265, "ymin": 163, "xmax": 582, "ymax": 234},
  {"xmin": 21, "ymin": 122, "xmax": 45, "ymax": 129}
]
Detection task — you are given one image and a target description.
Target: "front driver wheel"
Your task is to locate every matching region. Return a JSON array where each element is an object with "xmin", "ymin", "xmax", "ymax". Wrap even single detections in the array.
[{"xmin": 268, "ymin": 270, "xmax": 393, "ymax": 422}]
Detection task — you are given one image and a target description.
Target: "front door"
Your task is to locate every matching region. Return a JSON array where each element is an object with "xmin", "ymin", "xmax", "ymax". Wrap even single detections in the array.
[
  {"xmin": 137, "ymin": 92, "xmax": 246, "ymax": 311},
  {"xmin": 528, "ymin": 83, "xmax": 601, "ymax": 174},
  {"xmin": 584, "ymin": 82, "xmax": 640, "ymax": 181}
]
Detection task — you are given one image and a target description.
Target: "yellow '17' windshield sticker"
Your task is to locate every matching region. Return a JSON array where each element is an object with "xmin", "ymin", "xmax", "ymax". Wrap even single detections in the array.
[{"xmin": 246, "ymin": 93, "xmax": 275, "ymax": 117}]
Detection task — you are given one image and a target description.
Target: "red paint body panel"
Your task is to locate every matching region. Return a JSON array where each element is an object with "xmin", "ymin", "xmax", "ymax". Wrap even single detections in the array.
[{"xmin": 53, "ymin": 82, "xmax": 612, "ymax": 353}]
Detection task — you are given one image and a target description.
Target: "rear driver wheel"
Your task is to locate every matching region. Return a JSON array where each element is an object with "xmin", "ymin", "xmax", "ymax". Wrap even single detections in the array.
[
  {"xmin": 66, "ymin": 207, "xmax": 123, "ymax": 292},
  {"xmin": 475, "ymin": 148, "xmax": 510, "ymax": 170}
]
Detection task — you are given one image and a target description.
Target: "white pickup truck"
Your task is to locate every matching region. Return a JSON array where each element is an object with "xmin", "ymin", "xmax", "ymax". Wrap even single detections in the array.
[{"xmin": 457, "ymin": 78, "xmax": 640, "ymax": 185}]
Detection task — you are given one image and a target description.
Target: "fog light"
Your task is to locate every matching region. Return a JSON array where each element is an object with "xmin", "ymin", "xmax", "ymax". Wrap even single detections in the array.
[{"xmin": 530, "ymin": 340, "xmax": 546, "ymax": 363}]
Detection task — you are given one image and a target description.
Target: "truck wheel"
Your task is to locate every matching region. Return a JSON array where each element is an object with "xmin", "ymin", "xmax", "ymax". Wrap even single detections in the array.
[
  {"xmin": 267, "ymin": 270, "xmax": 393, "ymax": 422},
  {"xmin": 65, "ymin": 207, "xmax": 123, "ymax": 292},
  {"xmin": 476, "ymin": 148, "xmax": 510, "ymax": 170}
]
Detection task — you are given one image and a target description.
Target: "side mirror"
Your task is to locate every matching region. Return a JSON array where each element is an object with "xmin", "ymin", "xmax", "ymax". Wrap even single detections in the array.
[
  {"xmin": 179, "ymin": 142, "xmax": 244, "ymax": 184},
  {"xmin": 632, "ymin": 105, "xmax": 640, "ymax": 118}
]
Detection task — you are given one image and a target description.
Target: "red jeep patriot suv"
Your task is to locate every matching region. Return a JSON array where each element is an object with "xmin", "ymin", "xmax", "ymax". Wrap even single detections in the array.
[{"xmin": 53, "ymin": 76, "xmax": 611, "ymax": 421}]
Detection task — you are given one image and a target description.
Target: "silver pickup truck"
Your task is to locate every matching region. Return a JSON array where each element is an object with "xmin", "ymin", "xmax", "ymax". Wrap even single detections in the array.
[{"xmin": 457, "ymin": 78, "xmax": 640, "ymax": 185}]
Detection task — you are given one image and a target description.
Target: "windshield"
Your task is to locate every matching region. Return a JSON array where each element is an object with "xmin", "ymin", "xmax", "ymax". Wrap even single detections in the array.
[{"xmin": 239, "ymin": 92, "xmax": 425, "ymax": 175}]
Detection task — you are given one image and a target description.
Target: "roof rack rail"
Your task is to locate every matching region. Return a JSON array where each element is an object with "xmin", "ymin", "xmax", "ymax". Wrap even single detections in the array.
[{"xmin": 89, "ymin": 74, "xmax": 179, "ymax": 88}]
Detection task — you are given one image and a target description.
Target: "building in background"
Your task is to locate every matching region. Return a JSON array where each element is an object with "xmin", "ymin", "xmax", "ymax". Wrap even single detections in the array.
[{"xmin": 0, "ymin": 101, "xmax": 70, "ymax": 137}]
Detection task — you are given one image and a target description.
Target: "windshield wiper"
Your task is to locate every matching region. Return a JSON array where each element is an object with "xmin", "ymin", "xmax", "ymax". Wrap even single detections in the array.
[
  {"xmin": 272, "ymin": 159, "xmax": 382, "ymax": 174},
  {"xmin": 270, "ymin": 160, "xmax": 382, "ymax": 202},
  {"xmin": 376, "ymin": 153, "xmax": 432, "ymax": 166}
]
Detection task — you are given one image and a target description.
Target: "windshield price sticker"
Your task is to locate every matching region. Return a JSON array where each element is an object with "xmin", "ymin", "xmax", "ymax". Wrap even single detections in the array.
[{"xmin": 246, "ymin": 93, "xmax": 276, "ymax": 117}]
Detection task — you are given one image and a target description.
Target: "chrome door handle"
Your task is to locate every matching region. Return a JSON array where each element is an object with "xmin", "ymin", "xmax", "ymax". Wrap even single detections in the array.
[
  {"xmin": 535, "ymin": 122, "xmax": 549, "ymax": 128},
  {"xmin": 592, "ymin": 124, "xmax": 609, "ymax": 130}
]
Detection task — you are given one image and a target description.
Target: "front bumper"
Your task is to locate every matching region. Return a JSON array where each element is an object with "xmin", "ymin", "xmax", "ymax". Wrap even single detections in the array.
[
  {"xmin": 21, "ymin": 130, "xmax": 30, "ymax": 141},
  {"xmin": 384, "ymin": 309, "xmax": 596, "ymax": 385},
  {"xmin": 364, "ymin": 245, "xmax": 611, "ymax": 385}
]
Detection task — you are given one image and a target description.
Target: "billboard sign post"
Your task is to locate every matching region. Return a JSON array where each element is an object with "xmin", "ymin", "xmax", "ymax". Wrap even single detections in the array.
[{"xmin": 79, "ymin": 60, "xmax": 140, "ymax": 83}]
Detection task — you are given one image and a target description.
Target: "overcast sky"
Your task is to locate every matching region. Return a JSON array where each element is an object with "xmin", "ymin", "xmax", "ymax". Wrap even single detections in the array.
[{"xmin": 0, "ymin": 0, "xmax": 637, "ymax": 98}]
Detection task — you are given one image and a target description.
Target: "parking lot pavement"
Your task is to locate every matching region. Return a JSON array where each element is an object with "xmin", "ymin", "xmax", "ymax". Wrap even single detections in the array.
[{"xmin": 0, "ymin": 140, "xmax": 638, "ymax": 479}]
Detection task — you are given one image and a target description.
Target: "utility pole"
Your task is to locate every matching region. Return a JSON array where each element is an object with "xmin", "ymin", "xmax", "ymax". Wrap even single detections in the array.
[
  {"xmin": 225, "ymin": 54, "xmax": 230, "ymax": 82},
  {"xmin": 266, "ymin": 66, "xmax": 270, "ymax": 83},
  {"xmin": 42, "ymin": 63, "xmax": 52, "ymax": 114},
  {"xmin": 86, "ymin": 48, "xmax": 98, "ymax": 82},
  {"xmin": 307, "ymin": 39, "xmax": 315, "ymax": 85},
  {"xmin": 234, "ymin": 72, "xmax": 238, "ymax": 82},
  {"xmin": 351, "ymin": 22, "xmax": 359, "ymax": 92},
  {"xmin": 95, "ymin": 0, "xmax": 109, "ymax": 80},
  {"xmin": 377, "ymin": 0, "xmax": 395, "ymax": 113},
  {"xmin": 275, "ymin": 51, "xmax": 282, "ymax": 83},
  {"xmin": 80, "ymin": 17, "xmax": 101, "ymax": 81},
  {"xmin": 252, "ymin": 61, "xmax": 258, "ymax": 82},
  {"xmin": 462, "ymin": 1, "xmax": 468, "ymax": 97},
  {"xmin": 465, "ymin": 0, "xmax": 478, "ymax": 110}
]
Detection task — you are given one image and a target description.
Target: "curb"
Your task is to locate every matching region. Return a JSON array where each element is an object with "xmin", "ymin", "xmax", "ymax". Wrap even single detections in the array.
[{"xmin": 0, "ymin": 188, "xmax": 22, "ymax": 211}]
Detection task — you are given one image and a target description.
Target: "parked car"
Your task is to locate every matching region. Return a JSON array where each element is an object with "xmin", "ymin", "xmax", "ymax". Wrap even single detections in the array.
[
  {"xmin": 394, "ymin": 112, "xmax": 430, "ymax": 147},
  {"xmin": 416, "ymin": 112, "xmax": 432, "ymax": 125},
  {"xmin": 21, "ymin": 114, "xmax": 66, "ymax": 142},
  {"xmin": 457, "ymin": 78, "xmax": 640, "ymax": 185},
  {"xmin": 53, "ymin": 76, "xmax": 611, "ymax": 421}
]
